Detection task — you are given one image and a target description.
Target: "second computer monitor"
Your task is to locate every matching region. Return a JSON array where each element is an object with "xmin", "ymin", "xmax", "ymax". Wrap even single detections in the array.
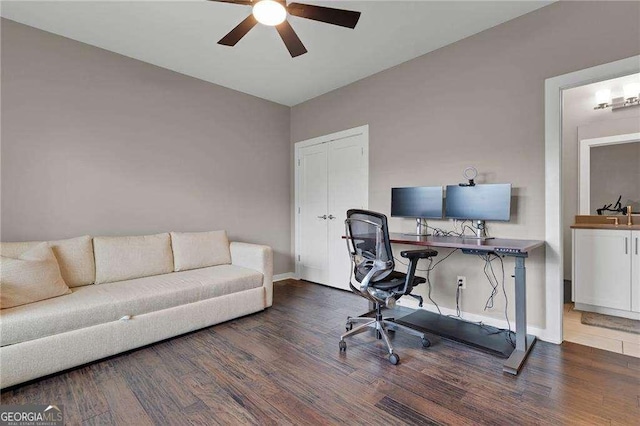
[
  {"xmin": 391, "ymin": 186, "xmax": 444, "ymax": 219},
  {"xmin": 445, "ymin": 184, "xmax": 512, "ymax": 221}
]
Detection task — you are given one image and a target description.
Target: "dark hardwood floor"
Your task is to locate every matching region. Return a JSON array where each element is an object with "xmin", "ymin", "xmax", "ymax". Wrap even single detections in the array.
[{"xmin": 2, "ymin": 279, "xmax": 639, "ymax": 425}]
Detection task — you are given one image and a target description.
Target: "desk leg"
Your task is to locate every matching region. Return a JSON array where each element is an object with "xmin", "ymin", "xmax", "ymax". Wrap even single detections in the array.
[{"xmin": 503, "ymin": 256, "xmax": 536, "ymax": 375}]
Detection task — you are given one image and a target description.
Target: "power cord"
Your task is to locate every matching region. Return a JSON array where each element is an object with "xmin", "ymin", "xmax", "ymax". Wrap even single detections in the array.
[
  {"xmin": 455, "ymin": 279, "xmax": 462, "ymax": 317},
  {"xmin": 479, "ymin": 253, "xmax": 499, "ymax": 310},
  {"xmin": 496, "ymin": 255, "xmax": 515, "ymax": 347},
  {"xmin": 428, "ymin": 219, "xmax": 479, "ymax": 238},
  {"xmin": 393, "ymin": 240, "xmax": 513, "ymax": 347},
  {"xmin": 394, "ymin": 249, "xmax": 460, "ymax": 315},
  {"xmin": 477, "ymin": 253, "xmax": 514, "ymax": 347},
  {"xmin": 425, "ymin": 257, "xmax": 442, "ymax": 315},
  {"xmin": 446, "ymin": 253, "xmax": 514, "ymax": 347},
  {"xmin": 429, "ymin": 225, "xmax": 462, "ymax": 237}
]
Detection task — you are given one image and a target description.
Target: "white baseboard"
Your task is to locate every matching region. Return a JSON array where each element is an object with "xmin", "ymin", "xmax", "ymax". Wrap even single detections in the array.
[
  {"xmin": 273, "ymin": 272, "xmax": 297, "ymax": 282},
  {"xmin": 395, "ymin": 297, "xmax": 552, "ymax": 343}
]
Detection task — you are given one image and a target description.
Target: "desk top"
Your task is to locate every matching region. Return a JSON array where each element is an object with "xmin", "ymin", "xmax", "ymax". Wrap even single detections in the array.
[{"xmin": 387, "ymin": 233, "xmax": 544, "ymax": 254}]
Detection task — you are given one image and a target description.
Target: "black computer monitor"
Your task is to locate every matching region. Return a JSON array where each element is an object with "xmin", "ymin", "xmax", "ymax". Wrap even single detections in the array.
[
  {"xmin": 391, "ymin": 186, "xmax": 444, "ymax": 219},
  {"xmin": 445, "ymin": 184, "xmax": 512, "ymax": 221}
]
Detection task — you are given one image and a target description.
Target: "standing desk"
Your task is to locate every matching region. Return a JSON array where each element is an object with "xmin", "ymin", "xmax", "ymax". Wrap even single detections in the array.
[{"xmin": 386, "ymin": 233, "xmax": 544, "ymax": 375}]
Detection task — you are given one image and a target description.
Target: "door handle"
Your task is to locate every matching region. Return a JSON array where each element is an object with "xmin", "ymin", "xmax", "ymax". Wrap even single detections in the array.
[
  {"xmin": 328, "ymin": 214, "xmax": 336, "ymax": 220},
  {"xmin": 625, "ymin": 237, "xmax": 628, "ymax": 255},
  {"xmin": 317, "ymin": 215, "xmax": 327, "ymax": 220},
  {"xmin": 636, "ymin": 237, "xmax": 638, "ymax": 255}
]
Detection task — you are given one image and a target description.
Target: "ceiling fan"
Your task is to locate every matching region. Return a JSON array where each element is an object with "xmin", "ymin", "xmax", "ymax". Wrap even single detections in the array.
[{"xmin": 209, "ymin": 0, "xmax": 361, "ymax": 57}]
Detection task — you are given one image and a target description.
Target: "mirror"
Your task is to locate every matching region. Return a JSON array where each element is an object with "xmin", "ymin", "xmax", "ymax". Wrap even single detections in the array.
[{"xmin": 579, "ymin": 133, "xmax": 640, "ymax": 215}]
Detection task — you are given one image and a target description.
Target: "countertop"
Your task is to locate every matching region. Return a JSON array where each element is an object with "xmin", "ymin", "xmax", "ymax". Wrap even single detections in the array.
[
  {"xmin": 570, "ymin": 223, "xmax": 640, "ymax": 230},
  {"xmin": 571, "ymin": 215, "xmax": 640, "ymax": 230}
]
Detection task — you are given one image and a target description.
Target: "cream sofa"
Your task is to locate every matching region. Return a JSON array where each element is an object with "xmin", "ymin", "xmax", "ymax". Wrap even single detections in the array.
[{"xmin": 0, "ymin": 231, "xmax": 273, "ymax": 389}]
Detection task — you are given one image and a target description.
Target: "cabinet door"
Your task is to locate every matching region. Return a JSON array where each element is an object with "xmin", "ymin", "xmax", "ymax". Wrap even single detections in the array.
[
  {"xmin": 633, "ymin": 231, "xmax": 640, "ymax": 313},
  {"xmin": 574, "ymin": 229, "xmax": 631, "ymax": 311}
]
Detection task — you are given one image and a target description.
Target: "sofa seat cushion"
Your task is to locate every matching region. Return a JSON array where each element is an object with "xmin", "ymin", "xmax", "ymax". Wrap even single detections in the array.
[{"xmin": 0, "ymin": 265, "xmax": 263, "ymax": 347}]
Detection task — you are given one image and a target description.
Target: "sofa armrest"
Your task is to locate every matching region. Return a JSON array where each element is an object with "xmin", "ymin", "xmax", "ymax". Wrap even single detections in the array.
[{"xmin": 230, "ymin": 242, "xmax": 274, "ymax": 307}]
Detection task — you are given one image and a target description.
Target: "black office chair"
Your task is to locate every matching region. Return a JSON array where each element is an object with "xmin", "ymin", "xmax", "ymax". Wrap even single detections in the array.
[{"xmin": 340, "ymin": 209, "xmax": 438, "ymax": 364}]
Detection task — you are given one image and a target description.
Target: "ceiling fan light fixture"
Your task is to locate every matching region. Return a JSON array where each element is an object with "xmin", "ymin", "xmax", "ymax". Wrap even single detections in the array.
[
  {"xmin": 253, "ymin": 0, "xmax": 287, "ymax": 26},
  {"xmin": 213, "ymin": 0, "xmax": 361, "ymax": 57}
]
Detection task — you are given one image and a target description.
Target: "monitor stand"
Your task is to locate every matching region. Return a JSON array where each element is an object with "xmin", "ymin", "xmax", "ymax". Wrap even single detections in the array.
[
  {"xmin": 462, "ymin": 220, "xmax": 494, "ymax": 240},
  {"xmin": 403, "ymin": 218, "xmax": 430, "ymax": 237}
]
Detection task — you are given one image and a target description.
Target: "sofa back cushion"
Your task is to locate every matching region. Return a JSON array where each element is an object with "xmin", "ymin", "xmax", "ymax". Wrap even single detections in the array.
[
  {"xmin": 0, "ymin": 241, "xmax": 39, "ymax": 258},
  {"xmin": 93, "ymin": 233, "xmax": 174, "ymax": 284},
  {"xmin": 170, "ymin": 231, "xmax": 231, "ymax": 272},
  {"xmin": 1, "ymin": 243, "xmax": 71, "ymax": 309},
  {"xmin": 0, "ymin": 236, "xmax": 95, "ymax": 287}
]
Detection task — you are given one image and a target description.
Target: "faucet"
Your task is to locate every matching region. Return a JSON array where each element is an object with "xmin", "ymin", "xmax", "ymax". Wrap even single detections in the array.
[
  {"xmin": 627, "ymin": 205, "xmax": 633, "ymax": 226},
  {"xmin": 606, "ymin": 216, "xmax": 619, "ymax": 226}
]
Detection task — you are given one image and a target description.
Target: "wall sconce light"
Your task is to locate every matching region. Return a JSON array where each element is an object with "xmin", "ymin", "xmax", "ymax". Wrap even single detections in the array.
[
  {"xmin": 623, "ymin": 82, "xmax": 640, "ymax": 104},
  {"xmin": 594, "ymin": 89, "xmax": 611, "ymax": 109},
  {"xmin": 594, "ymin": 81, "xmax": 640, "ymax": 111}
]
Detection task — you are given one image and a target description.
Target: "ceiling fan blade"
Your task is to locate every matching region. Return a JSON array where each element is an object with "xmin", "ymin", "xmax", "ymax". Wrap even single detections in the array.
[
  {"xmin": 218, "ymin": 14, "xmax": 258, "ymax": 46},
  {"xmin": 287, "ymin": 3, "xmax": 361, "ymax": 29},
  {"xmin": 275, "ymin": 20, "xmax": 308, "ymax": 58},
  {"xmin": 207, "ymin": 0, "xmax": 254, "ymax": 5}
]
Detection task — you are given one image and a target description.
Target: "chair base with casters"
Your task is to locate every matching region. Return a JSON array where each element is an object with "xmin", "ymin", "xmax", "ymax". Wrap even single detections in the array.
[
  {"xmin": 341, "ymin": 209, "xmax": 438, "ymax": 365},
  {"xmin": 339, "ymin": 302, "xmax": 431, "ymax": 365}
]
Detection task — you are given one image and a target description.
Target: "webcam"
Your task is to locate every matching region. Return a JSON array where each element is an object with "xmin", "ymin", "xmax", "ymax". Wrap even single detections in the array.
[{"xmin": 459, "ymin": 166, "xmax": 477, "ymax": 187}]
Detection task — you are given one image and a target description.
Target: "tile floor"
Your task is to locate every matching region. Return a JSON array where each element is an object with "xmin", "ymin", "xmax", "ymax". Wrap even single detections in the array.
[{"xmin": 563, "ymin": 303, "xmax": 640, "ymax": 358}]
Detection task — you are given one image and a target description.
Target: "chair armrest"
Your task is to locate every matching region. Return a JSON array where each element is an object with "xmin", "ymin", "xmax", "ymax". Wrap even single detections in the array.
[
  {"xmin": 400, "ymin": 249, "xmax": 438, "ymax": 259},
  {"xmin": 397, "ymin": 249, "xmax": 437, "ymax": 297},
  {"xmin": 230, "ymin": 242, "xmax": 274, "ymax": 307}
]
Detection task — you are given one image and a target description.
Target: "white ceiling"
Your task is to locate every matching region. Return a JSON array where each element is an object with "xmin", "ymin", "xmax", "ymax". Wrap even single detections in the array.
[{"xmin": 1, "ymin": 1, "xmax": 554, "ymax": 106}]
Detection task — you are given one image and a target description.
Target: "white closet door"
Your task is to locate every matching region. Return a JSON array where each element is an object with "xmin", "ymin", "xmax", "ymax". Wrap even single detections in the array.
[
  {"xmin": 298, "ymin": 143, "xmax": 329, "ymax": 284},
  {"xmin": 327, "ymin": 135, "xmax": 368, "ymax": 290},
  {"xmin": 296, "ymin": 125, "xmax": 369, "ymax": 289}
]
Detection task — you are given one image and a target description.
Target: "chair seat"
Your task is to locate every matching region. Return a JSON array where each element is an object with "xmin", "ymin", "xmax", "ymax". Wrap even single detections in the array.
[{"xmin": 372, "ymin": 271, "xmax": 426, "ymax": 290}]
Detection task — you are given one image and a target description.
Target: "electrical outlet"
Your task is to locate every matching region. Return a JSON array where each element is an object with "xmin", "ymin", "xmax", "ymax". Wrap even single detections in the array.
[{"xmin": 457, "ymin": 276, "xmax": 466, "ymax": 289}]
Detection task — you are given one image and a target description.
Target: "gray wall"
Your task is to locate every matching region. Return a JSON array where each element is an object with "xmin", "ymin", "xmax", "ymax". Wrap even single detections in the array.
[
  {"xmin": 3, "ymin": 2, "xmax": 640, "ymax": 328},
  {"xmin": 562, "ymin": 81, "xmax": 640, "ymax": 280},
  {"xmin": 291, "ymin": 1, "xmax": 640, "ymax": 327},
  {"xmin": 0, "ymin": 19, "xmax": 293, "ymax": 274},
  {"xmin": 590, "ymin": 142, "xmax": 640, "ymax": 214}
]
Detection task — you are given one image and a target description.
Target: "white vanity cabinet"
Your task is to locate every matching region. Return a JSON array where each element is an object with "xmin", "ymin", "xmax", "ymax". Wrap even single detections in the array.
[{"xmin": 573, "ymin": 228, "xmax": 640, "ymax": 318}]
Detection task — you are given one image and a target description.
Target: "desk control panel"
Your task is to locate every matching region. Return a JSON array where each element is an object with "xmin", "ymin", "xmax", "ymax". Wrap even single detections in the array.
[
  {"xmin": 461, "ymin": 248, "xmax": 494, "ymax": 256},
  {"xmin": 461, "ymin": 247, "xmax": 525, "ymax": 256},
  {"xmin": 494, "ymin": 247, "xmax": 524, "ymax": 255}
]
